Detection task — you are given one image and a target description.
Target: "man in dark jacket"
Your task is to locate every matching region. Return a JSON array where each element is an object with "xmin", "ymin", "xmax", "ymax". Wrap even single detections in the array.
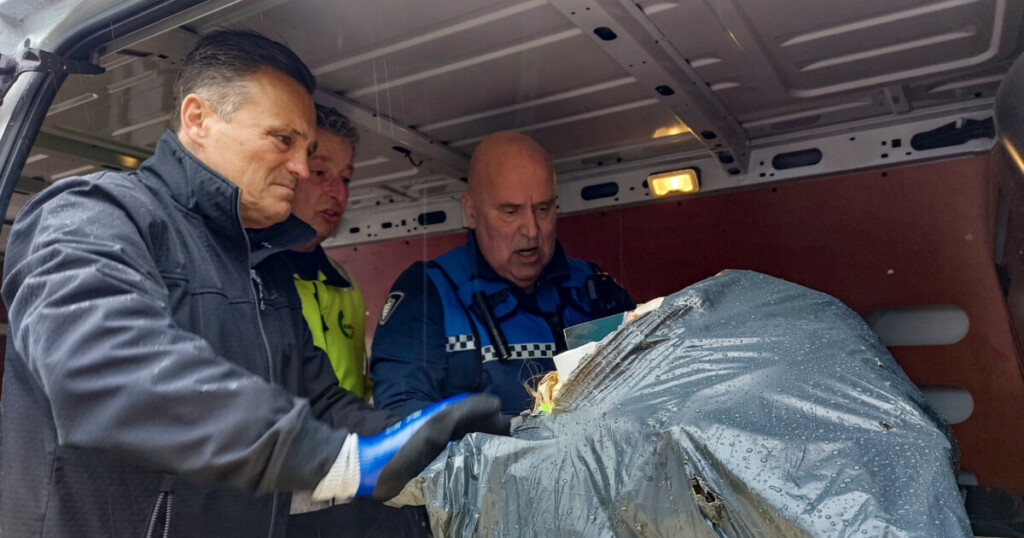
[{"xmin": 0, "ymin": 30, "xmax": 502, "ymax": 537}]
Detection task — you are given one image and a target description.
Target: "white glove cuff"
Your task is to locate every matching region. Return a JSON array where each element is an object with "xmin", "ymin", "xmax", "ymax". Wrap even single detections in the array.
[{"xmin": 311, "ymin": 433, "xmax": 361, "ymax": 502}]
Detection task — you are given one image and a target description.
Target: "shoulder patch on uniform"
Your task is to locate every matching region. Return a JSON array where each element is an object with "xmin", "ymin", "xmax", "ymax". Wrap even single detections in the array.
[{"xmin": 379, "ymin": 291, "xmax": 405, "ymax": 326}]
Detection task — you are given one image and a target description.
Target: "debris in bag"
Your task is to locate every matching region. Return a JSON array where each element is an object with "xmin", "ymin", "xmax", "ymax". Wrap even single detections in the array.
[{"xmin": 389, "ymin": 270, "xmax": 971, "ymax": 537}]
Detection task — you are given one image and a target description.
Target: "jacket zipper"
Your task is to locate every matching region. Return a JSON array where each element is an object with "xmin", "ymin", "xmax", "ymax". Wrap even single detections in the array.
[
  {"xmin": 234, "ymin": 192, "xmax": 279, "ymax": 536},
  {"xmin": 143, "ymin": 475, "xmax": 176, "ymax": 538}
]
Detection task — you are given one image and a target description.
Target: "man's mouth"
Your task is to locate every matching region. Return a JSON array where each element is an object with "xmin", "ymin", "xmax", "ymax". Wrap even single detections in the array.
[
  {"xmin": 272, "ymin": 181, "xmax": 296, "ymax": 194},
  {"xmin": 515, "ymin": 247, "xmax": 538, "ymax": 258},
  {"xmin": 320, "ymin": 209, "xmax": 341, "ymax": 223}
]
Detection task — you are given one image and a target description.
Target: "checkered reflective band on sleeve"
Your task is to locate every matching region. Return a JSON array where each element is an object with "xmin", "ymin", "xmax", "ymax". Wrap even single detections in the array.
[
  {"xmin": 481, "ymin": 343, "xmax": 556, "ymax": 363},
  {"xmin": 446, "ymin": 334, "xmax": 476, "ymax": 353}
]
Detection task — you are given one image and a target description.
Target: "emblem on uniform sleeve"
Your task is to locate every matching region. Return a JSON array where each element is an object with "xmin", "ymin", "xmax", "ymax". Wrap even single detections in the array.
[{"xmin": 379, "ymin": 291, "xmax": 405, "ymax": 326}]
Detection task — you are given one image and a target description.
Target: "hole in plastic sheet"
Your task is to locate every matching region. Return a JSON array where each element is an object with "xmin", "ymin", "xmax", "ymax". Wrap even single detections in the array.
[
  {"xmin": 692, "ymin": 479, "xmax": 715, "ymax": 503},
  {"xmin": 691, "ymin": 477, "xmax": 724, "ymax": 523}
]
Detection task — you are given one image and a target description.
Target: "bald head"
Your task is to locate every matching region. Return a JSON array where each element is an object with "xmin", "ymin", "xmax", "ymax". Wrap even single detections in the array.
[
  {"xmin": 467, "ymin": 131, "xmax": 555, "ymax": 196},
  {"xmin": 462, "ymin": 131, "xmax": 558, "ymax": 291}
]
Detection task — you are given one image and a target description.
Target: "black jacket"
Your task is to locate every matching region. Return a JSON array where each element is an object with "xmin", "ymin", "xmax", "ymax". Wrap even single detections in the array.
[{"xmin": 0, "ymin": 131, "xmax": 393, "ymax": 537}]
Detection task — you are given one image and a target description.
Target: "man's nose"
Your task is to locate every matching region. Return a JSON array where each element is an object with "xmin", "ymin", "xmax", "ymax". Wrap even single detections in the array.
[
  {"xmin": 325, "ymin": 177, "xmax": 349, "ymax": 201},
  {"xmin": 286, "ymin": 150, "xmax": 311, "ymax": 181},
  {"xmin": 519, "ymin": 209, "xmax": 540, "ymax": 238}
]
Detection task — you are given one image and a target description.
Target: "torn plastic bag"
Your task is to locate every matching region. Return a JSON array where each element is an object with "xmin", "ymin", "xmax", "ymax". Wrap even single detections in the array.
[{"xmin": 390, "ymin": 270, "xmax": 970, "ymax": 537}]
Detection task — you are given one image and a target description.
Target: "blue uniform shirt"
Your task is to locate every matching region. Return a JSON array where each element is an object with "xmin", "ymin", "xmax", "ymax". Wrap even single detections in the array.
[{"xmin": 370, "ymin": 232, "xmax": 634, "ymax": 417}]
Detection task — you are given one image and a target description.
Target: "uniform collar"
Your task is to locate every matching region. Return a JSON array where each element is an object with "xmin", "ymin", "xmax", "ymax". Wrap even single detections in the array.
[
  {"xmin": 140, "ymin": 130, "xmax": 314, "ymax": 267},
  {"xmin": 466, "ymin": 229, "xmax": 570, "ymax": 290}
]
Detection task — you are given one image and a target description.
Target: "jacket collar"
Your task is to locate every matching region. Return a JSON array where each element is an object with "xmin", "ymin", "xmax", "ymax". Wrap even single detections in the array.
[
  {"xmin": 284, "ymin": 246, "xmax": 353, "ymax": 288},
  {"xmin": 247, "ymin": 216, "xmax": 315, "ymax": 266},
  {"xmin": 466, "ymin": 229, "xmax": 570, "ymax": 290},
  {"xmin": 140, "ymin": 130, "xmax": 314, "ymax": 267}
]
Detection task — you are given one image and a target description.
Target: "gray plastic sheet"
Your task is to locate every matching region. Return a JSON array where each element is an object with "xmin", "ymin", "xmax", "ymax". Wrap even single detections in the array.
[{"xmin": 391, "ymin": 270, "xmax": 970, "ymax": 537}]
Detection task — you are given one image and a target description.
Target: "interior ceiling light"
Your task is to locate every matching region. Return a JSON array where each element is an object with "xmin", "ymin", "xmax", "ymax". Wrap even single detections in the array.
[
  {"xmin": 117, "ymin": 155, "xmax": 141, "ymax": 169},
  {"xmin": 648, "ymin": 168, "xmax": 700, "ymax": 197},
  {"xmin": 653, "ymin": 124, "xmax": 690, "ymax": 138}
]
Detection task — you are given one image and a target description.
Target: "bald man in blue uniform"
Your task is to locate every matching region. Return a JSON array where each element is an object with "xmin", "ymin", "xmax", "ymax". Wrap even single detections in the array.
[{"xmin": 371, "ymin": 131, "xmax": 634, "ymax": 420}]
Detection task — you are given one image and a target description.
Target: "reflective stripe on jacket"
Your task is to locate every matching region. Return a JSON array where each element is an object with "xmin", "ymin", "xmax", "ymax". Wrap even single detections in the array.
[{"xmin": 424, "ymin": 242, "xmax": 600, "ymax": 415}]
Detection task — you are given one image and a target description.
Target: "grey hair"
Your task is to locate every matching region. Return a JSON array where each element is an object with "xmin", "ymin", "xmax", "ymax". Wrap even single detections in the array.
[
  {"xmin": 171, "ymin": 30, "xmax": 315, "ymax": 131},
  {"xmin": 315, "ymin": 104, "xmax": 360, "ymax": 150},
  {"xmin": 189, "ymin": 81, "xmax": 250, "ymax": 125}
]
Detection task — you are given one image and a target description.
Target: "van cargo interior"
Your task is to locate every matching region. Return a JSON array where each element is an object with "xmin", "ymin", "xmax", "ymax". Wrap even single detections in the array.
[{"xmin": 1, "ymin": 0, "xmax": 1023, "ymax": 534}]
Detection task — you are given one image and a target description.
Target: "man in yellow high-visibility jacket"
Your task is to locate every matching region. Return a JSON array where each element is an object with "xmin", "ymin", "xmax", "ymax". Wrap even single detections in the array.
[
  {"xmin": 284, "ymin": 105, "xmax": 433, "ymax": 536},
  {"xmin": 286, "ymin": 104, "xmax": 370, "ymax": 400}
]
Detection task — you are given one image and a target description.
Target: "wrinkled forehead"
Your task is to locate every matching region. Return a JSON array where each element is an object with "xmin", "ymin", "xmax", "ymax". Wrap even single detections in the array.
[
  {"xmin": 311, "ymin": 130, "xmax": 354, "ymax": 168},
  {"xmin": 242, "ymin": 69, "xmax": 317, "ymax": 134}
]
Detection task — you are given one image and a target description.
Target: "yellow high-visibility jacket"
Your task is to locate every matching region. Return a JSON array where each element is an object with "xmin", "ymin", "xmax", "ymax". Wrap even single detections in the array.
[{"xmin": 288, "ymin": 247, "xmax": 370, "ymax": 400}]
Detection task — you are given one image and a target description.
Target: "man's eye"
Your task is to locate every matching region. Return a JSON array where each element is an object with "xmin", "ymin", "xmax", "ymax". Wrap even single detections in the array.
[
  {"xmin": 275, "ymin": 135, "xmax": 291, "ymax": 146},
  {"xmin": 342, "ymin": 177, "xmax": 351, "ymax": 185}
]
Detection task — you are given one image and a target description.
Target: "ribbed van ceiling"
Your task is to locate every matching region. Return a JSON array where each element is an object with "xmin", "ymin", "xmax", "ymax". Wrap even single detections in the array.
[{"xmin": 17, "ymin": 0, "xmax": 1023, "ymax": 220}]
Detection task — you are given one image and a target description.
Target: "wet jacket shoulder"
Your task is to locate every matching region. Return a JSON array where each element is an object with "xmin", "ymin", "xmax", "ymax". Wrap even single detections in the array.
[{"xmin": 0, "ymin": 131, "xmax": 348, "ymax": 537}]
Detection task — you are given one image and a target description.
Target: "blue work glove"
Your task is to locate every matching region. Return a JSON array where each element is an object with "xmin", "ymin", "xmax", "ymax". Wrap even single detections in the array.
[{"xmin": 313, "ymin": 393, "xmax": 505, "ymax": 502}]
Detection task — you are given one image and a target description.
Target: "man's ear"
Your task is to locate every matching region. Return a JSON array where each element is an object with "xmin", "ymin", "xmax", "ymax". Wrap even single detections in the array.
[
  {"xmin": 461, "ymin": 192, "xmax": 477, "ymax": 228},
  {"xmin": 179, "ymin": 94, "xmax": 211, "ymax": 147}
]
